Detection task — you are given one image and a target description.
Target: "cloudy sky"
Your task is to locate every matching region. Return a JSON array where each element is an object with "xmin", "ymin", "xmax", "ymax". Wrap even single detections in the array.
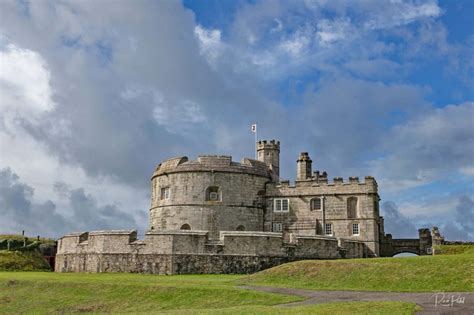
[{"xmin": 0, "ymin": 0, "xmax": 472, "ymax": 240}]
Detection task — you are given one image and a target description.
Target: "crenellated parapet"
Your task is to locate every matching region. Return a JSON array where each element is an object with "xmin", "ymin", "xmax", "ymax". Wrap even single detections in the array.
[
  {"xmin": 152, "ymin": 155, "xmax": 271, "ymax": 178},
  {"xmin": 257, "ymin": 139, "xmax": 280, "ymax": 151},
  {"xmin": 257, "ymin": 140, "xmax": 280, "ymax": 178},
  {"xmin": 56, "ymin": 229, "xmax": 366, "ymax": 274},
  {"xmin": 269, "ymin": 176, "xmax": 378, "ymax": 195}
]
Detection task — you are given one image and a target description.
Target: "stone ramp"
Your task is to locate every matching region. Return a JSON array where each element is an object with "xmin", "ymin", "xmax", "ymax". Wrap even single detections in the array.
[{"xmin": 240, "ymin": 285, "xmax": 474, "ymax": 314}]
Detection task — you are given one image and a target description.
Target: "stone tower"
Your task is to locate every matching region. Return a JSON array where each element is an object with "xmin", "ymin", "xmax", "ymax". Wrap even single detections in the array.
[
  {"xmin": 296, "ymin": 152, "xmax": 312, "ymax": 180},
  {"xmin": 257, "ymin": 140, "xmax": 280, "ymax": 178}
]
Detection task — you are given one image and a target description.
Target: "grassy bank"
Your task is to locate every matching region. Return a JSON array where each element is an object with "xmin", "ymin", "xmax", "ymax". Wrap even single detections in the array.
[
  {"xmin": 0, "ymin": 250, "xmax": 51, "ymax": 271},
  {"xmin": 433, "ymin": 244, "xmax": 474, "ymax": 255},
  {"xmin": 1, "ymin": 245, "xmax": 470, "ymax": 313},
  {"xmin": 241, "ymin": 250, "xmax": 474, "ymax": 292},
  {"xmin": 0, "ymin": 272, "xmax": 418, "ymax": 314}
]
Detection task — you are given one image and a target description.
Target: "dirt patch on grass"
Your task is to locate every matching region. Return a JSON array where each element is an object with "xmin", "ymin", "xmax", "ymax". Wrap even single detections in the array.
[{"xmin": 6, "ymin": 279, "xmax": 19, "ymax": 286}]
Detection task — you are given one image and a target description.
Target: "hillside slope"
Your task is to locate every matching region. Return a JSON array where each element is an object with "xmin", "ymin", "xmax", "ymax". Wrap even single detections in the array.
[
  {"xmin": 0, "ymin": 250, "xmax": 51, "ymax": 271},
  {"xmin": 241, "ymin": 248, "xmax": 474, "ymax": 292}
]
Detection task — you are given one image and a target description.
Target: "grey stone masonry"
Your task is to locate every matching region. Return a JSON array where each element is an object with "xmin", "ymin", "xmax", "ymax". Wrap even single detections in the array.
[
  {"xmin": 55, "ymin": 139, "xmax": 441, "ymax": 274},
  {"xmin": 56, "ymin": 230, "xmax": 363, "ymax": 274}
]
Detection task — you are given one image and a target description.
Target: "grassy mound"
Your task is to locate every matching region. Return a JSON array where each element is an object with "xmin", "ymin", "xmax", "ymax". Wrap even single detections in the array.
[
  {"xmin": 241, "ymin": 252, "xmax": 474, "ymax": 292},
  {"xmin": 433, "ymin": 244, "xmax": 474, "ymax": 255},
  {"xmin": 0, "ymin": 272, "xmax": 418, "ymax": 314},
  {"xmin": 0, "ymin": 234, "xmax": 55, "ymax": 251},
  {"xmin": 0, "ymin": 250, "xmax": 51, "ymax": 271}
]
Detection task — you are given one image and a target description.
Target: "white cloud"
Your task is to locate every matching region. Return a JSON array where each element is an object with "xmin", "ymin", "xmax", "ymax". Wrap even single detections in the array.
[
  {"xmin": 0, "ymin": 0, "xmax": 470, "ymax": 240},
  {"xmin": 364, "ymin": 1, "xmax": 441, "ymax": 30},
  {"xmin": 279, "ymin": 32, "xmax": 310, "ymax": 57},
  {"xmin": 399, "ymin": 196, "xmax": 459, "ymax": 218},
  {"xmin": 153, "ymin": 91, "xmax": 207, "ymax": 134},
  {"xmin": 317, "ymin": 18, "xmax": 351, "ymax": 45},
  {"xmin": 0, "ymin": 43, "xmax": 55, "ymax": 123},
  {"xmin": 0, "ymin": 127, "xmax": 148, "ymax": 223},
  {"xmin": 194, "ymin": 25, "xmax": 223, "ymax": 66},
  {"xmin": 371, "ymin": 102, "xmax": 474, "ymax": 193},
  {"xmin": 270, "ymin": 18, "xmax": 283, "ymax": 33},
  {"xmin": 460, "ymin": 166, "xmax": 474, "ymax": 176}
]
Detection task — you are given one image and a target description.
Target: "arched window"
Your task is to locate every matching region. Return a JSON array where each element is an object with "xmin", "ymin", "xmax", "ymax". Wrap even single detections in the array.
[
  {"xmin": 236, "ymin": 225, "xmax": 246, "ymax": 231},
  {"xmin": 180, "ymin": 224, "xmax": 191, "ymax": 230},
  {"xmin": 310, "ymin": 197, "xmax": 322, "ymax": 210},
  {"xmin": 205, "ymin": 186, "xmax": 221, "ymax": 201},
  {"xmin": 347, "ymin": 197, "xmax": 358, "ymax": 219}
]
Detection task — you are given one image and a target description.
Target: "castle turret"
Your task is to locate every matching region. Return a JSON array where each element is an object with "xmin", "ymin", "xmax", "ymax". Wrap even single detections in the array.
[
  {"xmin": 257, "ymin": 140, "xmax": 280, "ymax": 177},
  {"xmin": 296, "ymin": 152, "xmax": 312, "ymax": 181}
]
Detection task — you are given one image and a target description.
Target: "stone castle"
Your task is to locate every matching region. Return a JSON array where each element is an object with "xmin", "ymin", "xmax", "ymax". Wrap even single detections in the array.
[{"xmin": 56, "ymin": 140, "xmax": 443, "ymax": 274}]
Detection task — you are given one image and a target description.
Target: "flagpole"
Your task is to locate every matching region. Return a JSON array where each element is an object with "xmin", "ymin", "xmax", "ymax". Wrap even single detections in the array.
[
  {"xmin": 251, "ymin": 123, "xmax": 257, "ymax": 159},
  {"xmin": 255, "ymin": 127, "xmax": 257, "ymax": 159}
]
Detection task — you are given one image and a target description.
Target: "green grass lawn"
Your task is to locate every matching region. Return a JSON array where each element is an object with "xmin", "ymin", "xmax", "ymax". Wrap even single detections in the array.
[
  {"xmin": 1, "ymin": 245, "xmax": 471, "ymax": 314},
  {"xmin": 0, "ymin": 272, "xmax": 418, "ymax": 314},
  {"xmin": 241, "ymin": 249, "xmax": 474, "ymax": 292}
]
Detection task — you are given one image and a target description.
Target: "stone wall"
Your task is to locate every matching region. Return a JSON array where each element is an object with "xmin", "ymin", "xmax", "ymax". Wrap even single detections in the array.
[
  {"xmin": 265, "ymin": 176, "xmax": 380, "ymax": 256},
  {"xmin": 56, "ymin": 230, "xmax": 366, "ymax": 274},
  {"xmin": 150, "ymin": 160, "xmax": 270, "ymax": 239}
]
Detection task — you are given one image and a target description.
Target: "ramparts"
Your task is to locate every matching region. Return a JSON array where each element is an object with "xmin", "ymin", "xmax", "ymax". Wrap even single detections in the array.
[
  {"xmin": 152, "ymin": 155, "xmax": 270, "ymax": 178},
  {"xmin": 56, "ymin": 230, "xmax": 365, "ymax": 274},
  {"xmin": 269, "ymin": 176, "xmax": 378, "ymax": 195}
]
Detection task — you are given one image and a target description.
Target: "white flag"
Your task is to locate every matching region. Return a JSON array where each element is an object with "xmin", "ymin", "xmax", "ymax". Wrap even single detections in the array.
[{"xmin": 251, "ymin": 124, "xmax": 257, "ymax": 133}]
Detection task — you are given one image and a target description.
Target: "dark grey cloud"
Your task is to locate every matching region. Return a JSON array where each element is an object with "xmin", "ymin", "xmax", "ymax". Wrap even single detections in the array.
[
  {"xmin": 0, "ymin": 167, "xmax": 68, "ymax": 237},
  {"xmin": 381, "ymin": 201, "xmax": 418, "ymax": 238},
  {"xmin": 0, "ymin": 168, "xmax": 136, "ymax": 238},
  {"xmin": 382, "ymin": 196, "xmax": 474, "ymax": 241},
  {"xmin": 442, "ymin": 195, "xmax": 474, "ymax": 241},
  {"xmin": 68, "ymin": 187, "xmax": 136, "ymax": 231}
]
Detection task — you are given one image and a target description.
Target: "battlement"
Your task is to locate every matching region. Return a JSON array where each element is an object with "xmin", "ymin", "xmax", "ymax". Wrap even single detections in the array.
[
  {"xmin": 274, "ymin": 176, "xmax": 377, "ymax": 193},
  {"xmin": 297, "ymin": 152, "xmax": 312, "ymax": 162},
  {"xmin": 197, "ymin": 155, "xmax": 232, "ymax": 166},
  {"xmin": 154, "ymin": 156, "xmax": 188, "ymax": 174},
  {"xmin": 257, "ymin": 139, "xmax": 280, "ymax": 151},
  {"xmin": 152, "ymin": 155, "xmax": 271, "ymax": 178},
  {"xmin": 57, "ymin": 229, "xmax": 364, "ymax": 259}
]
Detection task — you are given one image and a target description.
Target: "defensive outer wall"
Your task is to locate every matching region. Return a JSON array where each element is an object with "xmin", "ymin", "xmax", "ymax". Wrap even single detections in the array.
[{"xmin": 56, "ymin": 230, "xmax": 364, "ymax": 274}]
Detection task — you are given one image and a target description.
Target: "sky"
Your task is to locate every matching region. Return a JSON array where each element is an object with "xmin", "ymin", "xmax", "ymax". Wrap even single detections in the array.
[{"xmin": 0, "ymin": 0, "xmax": 473, "ymax": 240}]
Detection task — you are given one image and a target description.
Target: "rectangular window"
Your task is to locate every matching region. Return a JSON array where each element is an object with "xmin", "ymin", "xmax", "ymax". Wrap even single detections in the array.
[
  {"xmin": 325, "ymin": 223, "xmax": 333, "ymax": 236},
  {"xmin": 274, "ymin": 198, "xmax": 289, "ymax": 212},
  {"xmin": 311, "ymin": 198, "xmax": 322, "ymax": 210},
  {"xmin": 209, "ymin": 191, "xmax": 219, "ymax": 201},
  {"xmin": 352, "ymin": 223, "xmax": 359, "ymax": 235},
  {"xmin": 160, "ymin": 187, "xmax": 170, "ymax": 200},
  {"xmin": 273, "ymin": 223, "xmax": 283, "ymax": 232}
]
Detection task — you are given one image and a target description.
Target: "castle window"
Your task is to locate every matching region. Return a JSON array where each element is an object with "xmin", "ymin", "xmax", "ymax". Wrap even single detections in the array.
[
  {"xmin": 325, "ymin": 223, "xmax": 333, "ymax": 236},
  {"xmin": 180, "ymin": 224, "xmax": 191, "ymax": 230},
  {"xmin": 347, "ymin": 197, "xmax": 358, "ymax": 219},
  {"xmin": 310, "ymin": 198, "xmax": 322, "ymax": 210},
  {"xmin": 352, "ymin": 223, "xmax": 359, "ymax": 235},
  {"xmin": 160, "ymin": 187, "xmax": 170, "ymax": 200},
  {"xmin": 274, "ymin": 198, "xmax": 289, "ymax": 212},
  {"xmin": 273, "ymin": 223, "xmax": 283, "ymax": 232},
  {"xmin": 205, "ymin": 186, "xmax": 221, "ymax": 201},
  {"xmin": 236, "ymin": 225, "xmax": 246, "ymax": 231}
]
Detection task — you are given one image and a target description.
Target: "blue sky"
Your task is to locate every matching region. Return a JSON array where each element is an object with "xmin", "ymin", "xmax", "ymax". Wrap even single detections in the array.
[{"xmin": 0, "ymin": 0, "xmax": 472, "ymax": 240}]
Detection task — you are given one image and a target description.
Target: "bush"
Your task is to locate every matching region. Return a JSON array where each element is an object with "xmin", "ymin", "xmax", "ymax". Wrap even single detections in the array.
[{"xmin": 0, "ymin": 250, "xmax": 51, "ymax": 271}]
